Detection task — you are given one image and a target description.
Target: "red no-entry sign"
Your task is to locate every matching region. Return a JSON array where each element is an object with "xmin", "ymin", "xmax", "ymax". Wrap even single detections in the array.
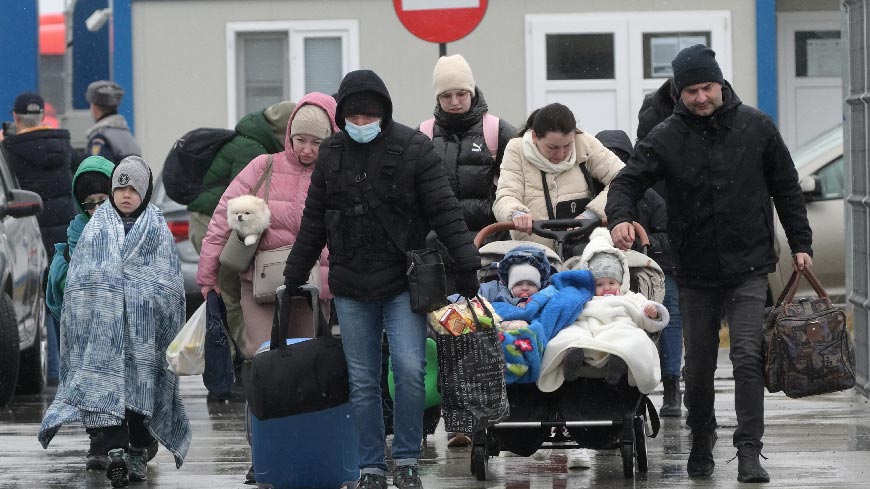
[{"xmin": 393, "ymin": 0, "xmax": 489, "ymax": 44}]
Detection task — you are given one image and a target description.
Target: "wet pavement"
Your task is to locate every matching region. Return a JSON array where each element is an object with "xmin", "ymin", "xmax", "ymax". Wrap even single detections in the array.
[{"xmin": 1, "ymin": 349, "xmax": 869, "ymax": 489}]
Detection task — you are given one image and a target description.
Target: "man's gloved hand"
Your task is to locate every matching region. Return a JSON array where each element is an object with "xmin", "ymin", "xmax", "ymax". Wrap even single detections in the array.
[{"xmin": 454, "ymin": 269, "xmax": 480, "ymax": 299}]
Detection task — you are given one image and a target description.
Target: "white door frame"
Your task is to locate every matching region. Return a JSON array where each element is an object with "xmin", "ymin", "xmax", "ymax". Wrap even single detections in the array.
[{"xmin": 777, "ymin": 11, "xmax": 842, "ymax": 149}]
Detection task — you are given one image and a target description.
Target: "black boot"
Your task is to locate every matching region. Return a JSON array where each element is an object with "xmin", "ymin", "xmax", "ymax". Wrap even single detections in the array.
[
  {"xmin": 736, "ymin": 443, "xmax": 770, "ymax": 483},
  {"xmin": 660, "ymin": 374, "xmax": 682, "ymax": 417},
  {"xmin": 687, "ymin": 430, "xmax": 717, "ymax": 478},
  {"xmin": 86, "ymin": 431, "xmax": 108, "ymax": 470}
]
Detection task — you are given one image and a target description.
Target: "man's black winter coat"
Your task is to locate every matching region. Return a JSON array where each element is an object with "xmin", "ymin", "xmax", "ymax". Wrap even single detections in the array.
[
  {"xmin": 2, "ymin": 128, "xmax": 77, "ymax": 257},
  {"xmin": 606, "ymin": 84, "xmax": 813, "ymax": 288}
]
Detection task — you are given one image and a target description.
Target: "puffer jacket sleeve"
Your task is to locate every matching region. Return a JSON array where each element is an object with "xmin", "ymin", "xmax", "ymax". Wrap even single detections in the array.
[
  {"xmin": 582, "ymin": 134, "xmax": 625, "ymax": 219},
  {"xmin": 414, "ymin": 135, "xmax": 480, "ymax": 272},
  {"xmin": 283, "ymin": 148, "xmax": 330, "ymax": 288},
  {"xmin": 493, "ymin": 138, "xmax": 529, "ymax": 222},
  {"xmin": 605, "ymin": 134, "xmax": 668, "ymax": 229},
  {"xmin": 190, "ymin": 137, "xmax": 269, "ymax": 215},
  {"xmin": 196, "ymin": 154, "xmax": 268, "ymax": 288}
]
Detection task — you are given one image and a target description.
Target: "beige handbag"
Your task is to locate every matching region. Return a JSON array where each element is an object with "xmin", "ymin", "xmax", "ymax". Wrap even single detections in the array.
[
  {"xmin": 252, "ymin": 245, "xmax": 321, "ymax": 304},
  {"xmin": 219, "ymin": 156, "xmax": 273, "ymax": 273}
]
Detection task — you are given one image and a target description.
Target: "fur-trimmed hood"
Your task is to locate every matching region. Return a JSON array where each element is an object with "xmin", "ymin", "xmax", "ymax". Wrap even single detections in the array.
[{"xmin": 566, "ymin": 227, "xmax": 631, "ymax": 293}]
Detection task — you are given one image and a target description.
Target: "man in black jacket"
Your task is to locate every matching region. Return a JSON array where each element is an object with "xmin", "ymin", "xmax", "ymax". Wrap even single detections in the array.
[
  {"xmin": 2, "ymin": 91, "xmax": 78, "ymax": 387},
  {"xmin": 283, "ymin": 69, "xmax": 480, "ymax": 489},
  {"xmin": 606, "ymin": 45, "xmax": 813, "ymax": 483}
]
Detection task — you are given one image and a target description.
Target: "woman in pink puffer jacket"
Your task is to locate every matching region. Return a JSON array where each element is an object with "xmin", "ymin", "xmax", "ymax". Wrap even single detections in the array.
[{"xmin": 197, "ymin": 92, "xmax": 338, "ymax": 358}]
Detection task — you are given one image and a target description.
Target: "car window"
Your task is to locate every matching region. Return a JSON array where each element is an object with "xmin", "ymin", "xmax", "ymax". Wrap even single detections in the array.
[{"xmin": 814, "ymin": 155, "xmax": 844, "ymax": 201}]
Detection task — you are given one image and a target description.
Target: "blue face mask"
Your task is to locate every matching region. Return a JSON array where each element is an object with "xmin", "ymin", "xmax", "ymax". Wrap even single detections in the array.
[{"xmin": 344, "ymin": 119, "xmax": 382, "ymax": 144}]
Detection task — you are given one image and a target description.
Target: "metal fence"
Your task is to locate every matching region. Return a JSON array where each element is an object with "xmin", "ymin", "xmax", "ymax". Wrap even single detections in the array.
[{"xmin": 845, "ymin": 0, "xmax": 870, "ymax": 398}]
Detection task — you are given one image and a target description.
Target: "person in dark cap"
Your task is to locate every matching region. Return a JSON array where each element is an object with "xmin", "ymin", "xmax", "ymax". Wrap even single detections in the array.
[
  {"xmin": 595, "ymin": 129, "xmax": 682, "ymax": 419},
  {"xmin": 84, "ymin": 80, "xmax": 142, "ymax": 164},
  {"xmin": 283, "ymin": 69, "xmax": 480, "ymax": 489},
  {"xmin": 605, "ymin": 44, "xmax": 813, "ymax": 483},
  {"xmin": 2, "ymin": 90, "xmax": 78, "ymax": 386}
]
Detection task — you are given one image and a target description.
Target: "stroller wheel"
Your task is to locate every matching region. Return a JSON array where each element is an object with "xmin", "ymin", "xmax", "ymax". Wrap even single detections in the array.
[
  {"xmin": 634, "ymin": 417, "xmax": 648, "ymax": 473},
  {"xmin": 620, "ymin": 440, "xmax": 635, "ymax": 478},
  {"xmin": 471, "ymin": 445, "xmax": 488, "ymax": 481}
]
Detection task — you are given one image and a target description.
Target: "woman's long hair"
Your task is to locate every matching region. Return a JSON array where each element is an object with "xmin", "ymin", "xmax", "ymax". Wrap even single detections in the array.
[{"xmin": 517, "ymin": 102, "xmax": 580, "ymax": 137}]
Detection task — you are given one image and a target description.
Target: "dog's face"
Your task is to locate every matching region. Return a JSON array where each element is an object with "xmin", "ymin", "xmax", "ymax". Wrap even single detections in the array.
[
  {"xmin": 226, "ymin": 194, "xmax": 271, "ymax": 237},
  {"xmin": 227, "ymin": 195, "xmax": 266, "ymax": 223}
]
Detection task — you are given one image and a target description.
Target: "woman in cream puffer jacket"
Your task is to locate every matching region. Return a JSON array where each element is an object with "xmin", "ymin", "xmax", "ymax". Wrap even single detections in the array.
[{"xmin": 493, "ymin": 102, "xmax": 625, "ymax": 252}]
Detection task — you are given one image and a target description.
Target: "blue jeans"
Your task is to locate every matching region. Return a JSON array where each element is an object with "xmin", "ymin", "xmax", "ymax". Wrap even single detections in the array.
[
  {"xmin": 679, "ymin": 275, "xmax": 768, "ymax": 448},
  {"xmin": 333, "ymin": 291, "xmax": 427, "ymax": 476},
  {"xmin": 659, "ymin": 274, "xmax": 683, "ymax": 377}
]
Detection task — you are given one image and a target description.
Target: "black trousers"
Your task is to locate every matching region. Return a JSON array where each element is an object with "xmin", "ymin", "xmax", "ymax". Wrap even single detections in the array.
[
  {"xmin": 91, "ymin": 410, "xmax": 154, "ymax": 453},
  {"xmin": 679, "ymin": 275, "xmax": 768, "ymax": 449}
]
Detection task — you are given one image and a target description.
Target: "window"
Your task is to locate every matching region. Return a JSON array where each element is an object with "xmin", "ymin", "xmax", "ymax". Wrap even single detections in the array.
[
  {"xmin": 642, "ymin": 32, "xmax": 711, "ymax": 78},
  {"xmin": 546, "ymin": 33, "xmax": 614, "ymax": 80},
  {"xmin": 814, "ymin": 156, "xmax": 844, "ymax": 200},
  {"xmin": 795, "ymin": 30, "xmax": 842, "ymax": 77},
  {"xmin": 226, "ymin": 20, "xmax": 359, "ymax": 126},
  {"xmin": 237, "ymin": 32, "xmax": 289, "ymax": 118}
]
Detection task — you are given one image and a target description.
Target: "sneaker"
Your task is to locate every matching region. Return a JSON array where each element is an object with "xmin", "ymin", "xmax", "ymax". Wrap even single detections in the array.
[
  {"xmin": 447, "ymin": 432, "xmax": 471, "ymax": 448},
  {"xmin": 736, "ymin": 443, "xmax": 770, "ymax": 483},
  {"xmin": 86, "ymin": 432, "xmax": 108, "ymax": 470},
  {"xmin": 392, "ymin": 465, "xmax": 422, "ymax": 489},
  {"xmin": 687, "ymin": 430, "xmax": 717, "ymax": 478},
  {"xmin": 566, "ymin": 448, "xmax": 592, "ymax": 469},
  {"xmin": 244, "ymin": 465, "xmax": 256, "ymax": 485},
  {"xmin": 106, "ymin": 448, "xmax": 129, "ymax": 488},
  {"xmin": 563, "ymin": 348, "xmax": 586, "ymax": 381},
  {"xmin": 127, "ymin": 447, "xmax": 147, "ymax": 482},
  {"xmin": 356, "ymin": 473, "xmax": 388, "ymax": 489}
]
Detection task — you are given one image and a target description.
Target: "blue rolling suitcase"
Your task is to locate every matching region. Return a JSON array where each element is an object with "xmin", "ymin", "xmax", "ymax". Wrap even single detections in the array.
[{"xmin": 247, "ymin": 286, "xmax": 359, "ymax": 489}]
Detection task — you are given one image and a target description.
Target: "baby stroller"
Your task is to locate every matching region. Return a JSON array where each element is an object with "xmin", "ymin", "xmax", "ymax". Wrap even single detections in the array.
[{"xmin": 466, "ymin": 218, "xmax": 664, "ymax": 481}]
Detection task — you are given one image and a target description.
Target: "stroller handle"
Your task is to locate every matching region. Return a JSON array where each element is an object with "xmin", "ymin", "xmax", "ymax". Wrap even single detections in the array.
[{"xmin": 473, "ymin": 220, "xmax": 651, "ymax": 252}]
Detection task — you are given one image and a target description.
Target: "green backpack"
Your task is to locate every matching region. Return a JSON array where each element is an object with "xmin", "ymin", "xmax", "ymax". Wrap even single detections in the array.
[{"xmin": 388, "ymin": 337, "xmax": 441, "ymax": 408}]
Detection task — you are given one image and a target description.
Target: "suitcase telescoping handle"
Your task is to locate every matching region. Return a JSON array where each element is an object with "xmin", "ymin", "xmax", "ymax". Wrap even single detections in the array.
[
  {"xmin": 269, "ymin": 284, "xmax": 325, "ymax": 350},
  {"xmin": 775, "ymin": 267, "xmax": 829, "ymax": 307}
]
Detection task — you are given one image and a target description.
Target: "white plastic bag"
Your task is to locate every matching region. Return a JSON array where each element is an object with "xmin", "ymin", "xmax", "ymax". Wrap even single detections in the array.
[{"xmin": 166, "ymin": 301, "xmax": 206, "ymax": 375}]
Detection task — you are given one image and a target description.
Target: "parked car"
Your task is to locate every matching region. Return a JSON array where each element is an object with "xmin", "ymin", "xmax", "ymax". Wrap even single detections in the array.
[
  {"xmin": 151, "ymin": 175, "xmax": 203, "ymax": 312},
  {"xmin": 769, "ymin": 124, "xmax": 845, "ymax": 304},
  {"xmin": 0, "ymin": 148, "xmax": 48, "ymax": 407}
]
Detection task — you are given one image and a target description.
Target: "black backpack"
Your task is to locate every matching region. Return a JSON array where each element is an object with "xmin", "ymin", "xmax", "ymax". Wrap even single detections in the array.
[{"xmin": 161, "ymin": 127, "xmax": 236, "ymax": 205}]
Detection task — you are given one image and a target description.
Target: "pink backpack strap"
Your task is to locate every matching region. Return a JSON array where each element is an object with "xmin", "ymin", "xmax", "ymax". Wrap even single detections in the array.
[
  {"xmin": 419, "ymin": 118, "xmax": 435, "ymax": 139},
  {"xmin": 482, "ymin": 113, "xmax": 499, "ymax": 159}
]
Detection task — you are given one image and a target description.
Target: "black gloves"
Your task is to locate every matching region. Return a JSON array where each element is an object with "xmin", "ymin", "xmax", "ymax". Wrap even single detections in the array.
[{"xmin": 454, "ymin": 269, "xmax": 480, "ymax": 299}]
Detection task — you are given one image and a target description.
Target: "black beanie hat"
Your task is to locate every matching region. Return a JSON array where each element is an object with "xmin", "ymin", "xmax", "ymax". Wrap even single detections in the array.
[
  {"xmin": 74, "ymin": 172, "xmax": 111, "ymax": 204},
  {"xmin": 339, "ymin": 91, "xmax": 385, "ymax": 120},
  {"xmin": 671, "ymin": 44, "xmax": 724, "ymax": 93}
]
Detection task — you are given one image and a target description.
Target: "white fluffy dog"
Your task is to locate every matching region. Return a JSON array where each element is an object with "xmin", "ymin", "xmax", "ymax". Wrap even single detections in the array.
[{"xmin": 226, "ymin": 194, "xmax": 271, "ymax": 245}]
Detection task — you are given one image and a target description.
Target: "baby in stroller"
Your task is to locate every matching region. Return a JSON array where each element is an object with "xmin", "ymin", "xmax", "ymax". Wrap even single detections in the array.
[{"xmin": 538, "ymin": 228, "xmax": 669, "ymax": 394}]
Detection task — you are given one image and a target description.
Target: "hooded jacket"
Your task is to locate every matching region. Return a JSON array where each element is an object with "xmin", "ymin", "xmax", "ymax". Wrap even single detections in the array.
[
  {"xmin": 493, "ymin": 131, "xmax": 624, "ymax": 250},
  {"xmin": 283, "ymin": 70, "xmax": 480, "ymax": 299},
  {"xmin": 197, "ymin": 92, "xmax": 338, "ymax": 295},
  {"xmin": 425, "ymin": 88, "xmax": 516, "ymax": 231},
  {"xmin": 187, "ymin": 110, "xmax": 287, "ymax": 216},
  {"xmin": 606, "ymin": 83, "xmax": 813, "ymax": 288},
  {"xmin": 46, "ymin": 156, "xmax": 116, "ymax": 320},
  {"xmin": 2, "ymin": 127, "xmax": 78, "ymax": 256}
]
